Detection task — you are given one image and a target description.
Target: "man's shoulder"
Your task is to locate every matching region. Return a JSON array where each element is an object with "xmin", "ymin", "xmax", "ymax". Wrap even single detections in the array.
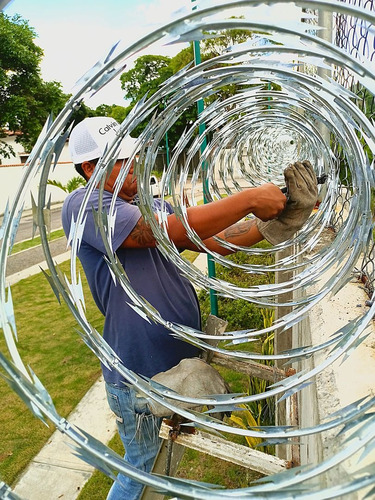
[
  {"xmin": 63, "ymin": 187, "xmax": 113, "ymax": 208},
  {"xmin": 62, "ymin": 188, "xmax": 138, "ymax": 226},
  {"xmin": 63, "ymin": 186, "xmax": 86, "ymax": 204}
]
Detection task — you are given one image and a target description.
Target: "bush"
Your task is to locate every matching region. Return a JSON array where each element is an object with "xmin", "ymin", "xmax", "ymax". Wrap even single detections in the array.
[
  {"xmin": 198, "ymin": 247, "xmax": 277, "ymax": 448},
  {"xmin": 47, "ymin": 176, "xmax": 86, "ymax": 193},
  {"xmin": 199, "ymin": 291, "xmax": 264, "ymax": 332},
  {"xmin": 198, "ymin": 247, "xmax": 274, "ymax": 332}
]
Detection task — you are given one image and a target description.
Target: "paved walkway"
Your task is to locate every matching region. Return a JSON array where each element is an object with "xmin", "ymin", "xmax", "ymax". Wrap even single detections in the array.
[
  {"xmin": 13, "ymin": 376, "xmax": 116, "ymax": 500},
  {"xmin": 10, "ymin": 251, "xmax": 209, "ymax": 500},
  {"xmin": 6, "ymin": 237, "xmax": 68, "ymax": 279}
]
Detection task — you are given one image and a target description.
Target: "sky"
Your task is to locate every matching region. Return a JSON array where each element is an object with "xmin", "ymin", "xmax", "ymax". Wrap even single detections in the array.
[
  {"xmin": 3, "ymin": 0, "xmax": 305, "ymax": 108},
  {"xmin": 3, "ymin": 0, "xmax": 193, "ymax": 107}
]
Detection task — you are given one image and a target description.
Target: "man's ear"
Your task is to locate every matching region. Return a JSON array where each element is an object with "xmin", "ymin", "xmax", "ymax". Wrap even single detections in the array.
[{"xmin": 81, "ymin": 161, "xmax": 95, "ymax": 179}]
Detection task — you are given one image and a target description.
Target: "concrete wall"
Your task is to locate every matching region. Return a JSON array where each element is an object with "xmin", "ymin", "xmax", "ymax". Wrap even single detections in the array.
[
  {"xmin": 292, "ymin": 248, "xmax": 375, "ymax": 497},
  {"xmin": 0, "ymin": 136, "xmax": 76, "ymax": 215},
  {"xmin": 0, "ymin": 161, "xmax": 75, "ymax": 215}
]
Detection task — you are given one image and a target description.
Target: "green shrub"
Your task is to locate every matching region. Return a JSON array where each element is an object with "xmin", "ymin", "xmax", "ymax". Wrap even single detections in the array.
[
  {"xmin": 199, "ymin": 291, "xmax": 264, "ymax": 333},
  {"xmin": 47, "ymin": 176, "xmax": 86, "ymax": 193},
  {"xmin": 198, "ymin": 247, "xmax": 277, "ymax": 453},
  {"xmin": 198, "ymin": 247, "xmax": 275, "ymax": 332}
]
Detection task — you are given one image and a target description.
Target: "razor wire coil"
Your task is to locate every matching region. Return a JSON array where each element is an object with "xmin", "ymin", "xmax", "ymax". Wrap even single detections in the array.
[{"xmin": 1, "ymin": 1, "xmax": 375, "ymax": 498}]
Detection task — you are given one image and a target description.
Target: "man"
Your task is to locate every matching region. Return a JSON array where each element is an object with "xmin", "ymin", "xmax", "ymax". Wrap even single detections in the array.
[{"xmin": 62, "ymin": 116, "xmax": 317, "ymax": 499}]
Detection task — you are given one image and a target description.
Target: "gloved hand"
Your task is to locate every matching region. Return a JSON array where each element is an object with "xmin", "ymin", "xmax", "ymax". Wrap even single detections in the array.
[
  {"xmin": 256, "ymin": 160, "xmax": 318, "ymax": 245},
  {"xmin": 148, "ymin": 358, "xmax": 229, "ymax": 418}
]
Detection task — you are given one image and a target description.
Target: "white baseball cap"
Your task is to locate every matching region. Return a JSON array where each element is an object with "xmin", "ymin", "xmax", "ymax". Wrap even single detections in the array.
[{"xmin": 69, "ymin": 117, "xmax": 138, "ymax": 164}]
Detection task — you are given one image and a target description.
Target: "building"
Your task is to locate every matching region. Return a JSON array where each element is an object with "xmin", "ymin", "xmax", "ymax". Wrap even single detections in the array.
[{"xmin": 0, "ymin": 131, "xmax": 74, "ymax": 215}]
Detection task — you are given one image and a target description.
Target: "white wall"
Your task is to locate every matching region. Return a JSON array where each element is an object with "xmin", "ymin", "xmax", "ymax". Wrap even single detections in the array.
[
  {"xmin": 1, "ymin": 134, "xmax": 71, "ymax": 165},
  {"xmin": 0, "ymin": 160, "xmax": 76, "ymax": 215},
  {"xmin": 0, "ymin": 138, "xmax": 78, "ymax": 215},
  {"xmin": 295, "ymin": 260, "xmax": 375, "ymax": 497}
]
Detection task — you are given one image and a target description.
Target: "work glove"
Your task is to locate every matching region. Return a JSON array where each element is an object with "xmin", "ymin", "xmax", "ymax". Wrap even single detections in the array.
[
  {"xmin": 148, "ymin": 358, "xmax": 229, "ymax": 418},
  {"xmin": 256, "ymin": 160, "xmax": 318, "ymax": 245}
]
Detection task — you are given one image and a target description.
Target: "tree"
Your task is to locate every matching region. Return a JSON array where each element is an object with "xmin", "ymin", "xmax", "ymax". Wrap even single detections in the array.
[
  {"xmin": 94, "ymin": 103, "xmax": 128, "ymax": 124},
  {"xmin": 201, "ymin": 25, "xmax": 252, "ymax": 58},
  {"xmin": 69, "ymin": 101, "xmax": 96, "ymax": 127},
  {"xmin": 117, "ymin": 24, "xmax": 254, "ymax": 150},
  {"xmin": 201, "ymin": 20, "xmax": 255, "ymax": 103},
  {"xmin": 200, "ymin": 16, "xmax": 253, "ymax": 59},
  {"xmin": 94, "ymin": 104, "xmax": 113, "ymax": 117},
  {"xmin": 108, "ymin": 105, "xmax": 128, "ymax": 124},
  {"xmin": 120, "ymin": 55, "xmax": 173, "ymax": 102},
  {"xmin": 169, "ymin": 44, "xmax": 194, "ymax": 74},
  {"xmin": 0, "ymin": 13, "xmax": 68, "ymax": 156},
  {"xmin": 120, "ymin": 54, "xmax": 198, "ymax": 149}
]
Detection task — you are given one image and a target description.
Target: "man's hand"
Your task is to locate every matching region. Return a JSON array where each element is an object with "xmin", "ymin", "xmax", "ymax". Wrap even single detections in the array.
[
  {"xmin": 251, "ymin": 183, "xmax": 287, "ymax": 221},
  {"xmin": 256, "ymin": 160, "xmax": 318, "ymax": 245}
]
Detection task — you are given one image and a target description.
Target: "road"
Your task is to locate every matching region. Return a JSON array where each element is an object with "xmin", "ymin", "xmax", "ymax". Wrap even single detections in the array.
[
  {"xmin": 12, "ymin": 204, "xmax": 64, "ymax": 244},
  {"xmin": 4, "ymin": 205, "xmax": 68, "ymax": 278}
]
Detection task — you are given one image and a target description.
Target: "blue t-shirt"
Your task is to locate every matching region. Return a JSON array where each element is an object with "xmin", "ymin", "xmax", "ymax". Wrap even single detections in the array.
[{"xmin": 62, "ymin": 187, "xmax": 201, "ymax": 384}]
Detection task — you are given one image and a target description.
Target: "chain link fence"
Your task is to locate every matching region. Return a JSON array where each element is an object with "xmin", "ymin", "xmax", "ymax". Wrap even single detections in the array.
[{"xmin": 333, "ymin": 0, "xmax": 375, "ymax": 295}]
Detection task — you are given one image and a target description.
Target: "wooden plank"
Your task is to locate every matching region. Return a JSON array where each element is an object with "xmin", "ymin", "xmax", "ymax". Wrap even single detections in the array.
[
  {"xmin": 275, "ymin": 247, "xmax": 294, "ymax": 461},
  {"xmin": 287, "ymin": 391, "xmax": 300, "ymax": 468},
  {"xmin": 211, "ymin": 352, "xmax": 285, "ymax": 382},
  {"xmin": 159, "ymin": 421, "xmax": 289, "ymax": 476},
  {"xmin": 140, "ymin": 439, "xmax": 185, "ymax": 500}
]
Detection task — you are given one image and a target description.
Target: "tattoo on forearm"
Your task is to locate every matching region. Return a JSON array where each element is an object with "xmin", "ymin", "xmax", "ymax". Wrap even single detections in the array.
[
  {"xmin": 130, "ymin": 218, "xmax": 156, "ymax": 246},
  {"xmin": 224, "ymin": 219, "xmax": 255, "ymax": 239}
]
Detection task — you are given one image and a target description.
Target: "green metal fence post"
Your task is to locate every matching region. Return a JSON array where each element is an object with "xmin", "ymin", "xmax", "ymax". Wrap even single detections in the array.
[{"xmin": 191, "ymin": 0, "xmax": 218, "ymax": 316}]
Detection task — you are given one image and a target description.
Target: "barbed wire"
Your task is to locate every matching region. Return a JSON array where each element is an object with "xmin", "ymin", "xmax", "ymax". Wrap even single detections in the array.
[{"xmin": 1, "ymin": 1, "xmax": 375, "ymax": 498}]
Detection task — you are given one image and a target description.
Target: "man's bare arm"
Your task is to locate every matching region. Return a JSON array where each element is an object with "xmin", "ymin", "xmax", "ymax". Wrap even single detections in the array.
[
  {"xmin": 224, "ymin": 219, "xmax": 256, "ymax": 239},
  {"xmin": 121, "ymin": 216, "xmax": 264, "ymax": 257},
  {"xmin": 120, "ymin": 216, "xmax": 157, "ymax": 248},
  {"xmin": 193, "ymin": 219, "xmax": 264, "ymax": 255},
  {"xmin": 165, "ymin": 219, "xmax": 264, "ymax": 254},
  {"xmin": 120, "ymin": 184, "xmax": 285, "ymax": 250}
]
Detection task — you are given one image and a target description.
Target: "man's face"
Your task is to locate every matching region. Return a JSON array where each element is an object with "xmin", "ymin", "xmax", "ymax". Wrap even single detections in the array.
[{"xmin": 104, "ymin": 158, "xmax": 137, "ymax": 201}]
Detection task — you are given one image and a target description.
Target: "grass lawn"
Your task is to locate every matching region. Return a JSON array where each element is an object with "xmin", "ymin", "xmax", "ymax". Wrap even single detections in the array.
[
  {"xmin": 0, "ymin": 259, "xmax": 104, "ymax": 486},
  {"xmin": 0, "ymin": 247, "xmax": 200, "ymax": 488}
]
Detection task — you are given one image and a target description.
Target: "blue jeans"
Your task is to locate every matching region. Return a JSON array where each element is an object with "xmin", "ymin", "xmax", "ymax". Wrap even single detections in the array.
[{"xmin": 105, "ymin": 382, "xmax": 163, "ymax": 500}]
